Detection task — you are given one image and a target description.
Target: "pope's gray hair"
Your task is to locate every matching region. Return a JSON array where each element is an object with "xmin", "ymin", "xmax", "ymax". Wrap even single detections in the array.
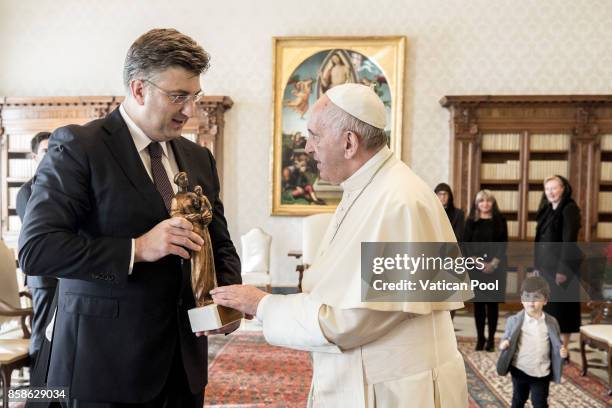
[{"xmin": 321, "ymin": 101, "xmax": 388, "ymax": 150}]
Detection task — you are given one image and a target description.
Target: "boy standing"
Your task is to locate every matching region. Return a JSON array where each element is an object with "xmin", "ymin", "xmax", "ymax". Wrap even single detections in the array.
[{"xmin": 497, "ymin": 276, "xmax": 568, "ymax": 408}]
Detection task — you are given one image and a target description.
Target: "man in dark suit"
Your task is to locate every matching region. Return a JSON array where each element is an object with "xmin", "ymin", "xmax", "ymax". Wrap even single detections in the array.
[
  {"xmin": 18, "ymin": 29, "xmax": 241, "ymax": 407},
  {"xmin": 16, "ymin": 131, "xmax": 57, "ymax": 367}
]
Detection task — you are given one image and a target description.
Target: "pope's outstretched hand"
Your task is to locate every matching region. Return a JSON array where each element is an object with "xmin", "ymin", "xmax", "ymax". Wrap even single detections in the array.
[{"xmin": 210, "ymin": 284, "xmax": 268, "ymax": 316}]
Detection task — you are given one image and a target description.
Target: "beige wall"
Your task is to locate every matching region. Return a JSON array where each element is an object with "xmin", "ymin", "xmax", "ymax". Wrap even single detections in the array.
[{"xmin": 2, "ymin": 0, "xmax": 611, "ymax": 284}]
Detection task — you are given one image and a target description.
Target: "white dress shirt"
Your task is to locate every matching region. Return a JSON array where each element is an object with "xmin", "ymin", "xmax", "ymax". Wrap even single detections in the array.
[
  {"xmin": 119, "ymin": 104, "xmax": 181, "ymax": 273},
  {"xmin": 119, "ymin": 104, "xmax": 180, "ymax": 188},
  {"xmin": 512, "ymin": 310, "xmax": 551, "ymax": 377}
]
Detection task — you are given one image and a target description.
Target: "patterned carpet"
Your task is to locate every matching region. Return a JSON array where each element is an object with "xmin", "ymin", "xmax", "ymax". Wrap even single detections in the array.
[
  {"xmin": 205, "ymin": 332, "xmax": 311, "ymax": 407},
  {"xmin": 204, "ymin": 332, "xmax": 611, "ymax": 408},
  {"xmin": 458, "ymin": 337, "xmax": 612, "ymax": 407}
]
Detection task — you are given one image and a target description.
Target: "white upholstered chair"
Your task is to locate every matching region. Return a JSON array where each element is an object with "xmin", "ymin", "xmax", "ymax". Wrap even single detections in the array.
[
  {"xmin": 296, "ymin": 213, "xmax": 333, "ymax": 291},
  {"xmin": 0, "ymin": 242, "xmax": 22, "ymax": 327},
  {"xmin": 0, "ymin": 240, "xmax": 32, "ymax": 407},
  {"xmin": 240, "ymin": 228, "xmax": 272, "ymax": 292},
  {"xmin": 580, "ymin": 301, "xmax": 612, "ymax": 395}
]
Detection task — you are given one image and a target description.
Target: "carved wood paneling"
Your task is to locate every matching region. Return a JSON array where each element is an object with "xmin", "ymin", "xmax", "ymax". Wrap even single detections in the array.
[{"xmin": 0, "ymin": 96, "xmax": 233, "ymax": 244}]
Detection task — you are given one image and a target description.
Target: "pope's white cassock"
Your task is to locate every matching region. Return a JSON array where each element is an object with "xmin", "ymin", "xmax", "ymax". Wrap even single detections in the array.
[{"xmin": 256, "ymin": 144, "xmax": 470, "ymax": 407}]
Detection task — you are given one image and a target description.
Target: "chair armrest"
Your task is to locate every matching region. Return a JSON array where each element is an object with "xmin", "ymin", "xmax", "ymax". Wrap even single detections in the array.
[
  {"xmin": 0, "ymin": 298, "xmax": 33, "ymax": 339},
  {"xmin": 0, "ymin": 299, "xmax": 32, "ymax": 317},
  {"xmin": 287, "ymin": 250, "xmax": 303, "ymax": 259},
  {"xmin": 586, "ymin": 301, "xmax": 612, "ymax": 324},
  {"xmin": 19, "ymin": 290, "xmax": 32, "ymax": 300}
]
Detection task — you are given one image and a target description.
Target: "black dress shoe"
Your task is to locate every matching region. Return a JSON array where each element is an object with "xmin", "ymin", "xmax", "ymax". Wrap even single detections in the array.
[
  {"xmin": 485, "ymin": 339, "xmax": 495, "ymax": 352},
  {"xmin": 475, "ymin": 338, "xmax": 485, "ymax": 351}
]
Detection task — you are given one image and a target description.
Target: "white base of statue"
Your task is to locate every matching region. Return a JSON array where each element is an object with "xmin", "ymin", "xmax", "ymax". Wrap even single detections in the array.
[{"xmin": 188, "ymin": 303, "xmax": 243, "ymax": 332}]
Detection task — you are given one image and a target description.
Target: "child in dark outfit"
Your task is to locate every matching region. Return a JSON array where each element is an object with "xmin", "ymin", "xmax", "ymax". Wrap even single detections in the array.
[{"xmin": 496, "ymin": 276, "xmax": 567, "ymax": 408}]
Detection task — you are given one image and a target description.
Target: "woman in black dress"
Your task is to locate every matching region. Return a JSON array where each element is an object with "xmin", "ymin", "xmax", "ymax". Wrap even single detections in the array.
[
  {"xmin": 534, "ymin": 175, "xmax": 582, "ymax": 352},
  {"xmin": 435, "ymin": 183, "xmax": 465, "ymax": 242},
  {"xmin": 464, "ymin": 190, "xmax": 508, "ymax": 351}
]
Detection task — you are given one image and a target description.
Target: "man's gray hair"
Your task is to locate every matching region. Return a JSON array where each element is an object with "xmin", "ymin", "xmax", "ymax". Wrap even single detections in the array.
[
  {"xmin": 123, "ymin": 28, "xmax": 210, "ymax": 88},
  {"xmin": 322, "ymin": 101, "xmax": 388, "ymax": 150}
]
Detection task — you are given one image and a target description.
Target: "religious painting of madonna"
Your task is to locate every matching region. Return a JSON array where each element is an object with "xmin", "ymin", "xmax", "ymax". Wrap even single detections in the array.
[{"xmin": 271, "ymin": 36, "xmax": 406, "ymax": 216}]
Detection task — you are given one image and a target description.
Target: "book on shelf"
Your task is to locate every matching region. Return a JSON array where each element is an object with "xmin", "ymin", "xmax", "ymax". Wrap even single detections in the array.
[
  {"xmin": 601, "ymin": 162, "xmax": 612, "ymax": 181},
  {"xmin": 481, "ymin": 160, "xmax": 520, "ymax": 180},
  {"xmin": 528, "ymin": 160, "xmax": 568, "ymax": 180},
  {"xmin": 527, "ymin": 221, "xmax": 537, "ymax": 238},
  {"xmin": 507, "ymin": 221, "xmax": 519, "ymax": 238},
  {"xmin": 8, "ymin": 215, "xmax": 21, "ymax": 233},
  {"xmin": 481, "ymin": 133, "xmax": 520, "ymax": 151},
  {"xmin": 490, "ymin": 190, "xmax": 519, "ymax": 212},
  {"xmin": 597, "ymin": 222, "xmax": 612, "ymax": 239},
  {"xmin": 8, "ymin": 159, "xmax": 35, "ymax": 179},
  {"xmin": 601, "ymin": 134, "xmax": 612, "ymax": 151},
  {"xmin": 8, "ymin": 133, "xmax": 34, "ymax": 151},
  {"xmin": 529, "ymin": 134, "xmax": 570, "ymax": 151},
  {"xmin": 528, "ymin": 191, "xmax": 543, "ymax": 212},
  {"xmin": 506, "ymin": 272, "xmax": 518, "ymax": 294},
  {"xmin": 599, "ymin": 192, "xmax": 612, "ymax": 213},
  {"xmin": 8, "ymin": 187, "xmax": 20, "ymax": 209}
]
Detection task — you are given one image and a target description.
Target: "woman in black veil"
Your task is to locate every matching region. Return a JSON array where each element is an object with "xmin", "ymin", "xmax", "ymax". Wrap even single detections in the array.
[{"xmin": 534, "ymin": 175, "xmax": 583, "ymax": 355}]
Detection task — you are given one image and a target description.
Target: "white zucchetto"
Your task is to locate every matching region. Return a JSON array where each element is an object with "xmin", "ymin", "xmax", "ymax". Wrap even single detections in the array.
[{"xmin": 325, "ymin": 83, "xmax": 387, "ymax": 129}]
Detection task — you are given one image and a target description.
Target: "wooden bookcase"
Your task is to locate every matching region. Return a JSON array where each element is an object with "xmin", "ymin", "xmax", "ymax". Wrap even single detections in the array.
[
  {"xmin": 0, "ymin": 96, "xmax": 233, "ymax": 250},
  {"xmin": 440, "ymin": 95, "xmax": 612, "ymax": 242},
  {"xmin": 599, "ymin": 134, "xmax": 612, "ymax": 240},
  {"xmin": 441, "ymin": 96, "xmax": 612, "ymax": 304}
]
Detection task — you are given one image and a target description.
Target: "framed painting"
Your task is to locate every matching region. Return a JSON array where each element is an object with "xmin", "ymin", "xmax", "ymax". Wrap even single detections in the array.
[{"xmin": 271, "ymin": 36, "xmax": 406, "ymax": 216}]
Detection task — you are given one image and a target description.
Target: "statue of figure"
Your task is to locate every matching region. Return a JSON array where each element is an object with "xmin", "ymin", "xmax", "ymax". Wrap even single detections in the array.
[{"xmin": 170, "ymin": 172, "xmax": 215, "ymax": 307}]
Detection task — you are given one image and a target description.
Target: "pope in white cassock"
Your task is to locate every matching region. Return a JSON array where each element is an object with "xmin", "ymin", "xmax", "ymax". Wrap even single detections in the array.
[{"xmin": 206, "ymin": 84, "xmax": 469, "ymax": 407}]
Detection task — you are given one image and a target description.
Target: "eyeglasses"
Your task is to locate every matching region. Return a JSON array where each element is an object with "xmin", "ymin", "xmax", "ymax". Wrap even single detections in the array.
[
  {"xmin": 143, "ymin": 79, "xmax": 205, "ymax": 105},
  {"xmin": 521, "ymin": 294, "xmax": 547, "ymax": 302}
]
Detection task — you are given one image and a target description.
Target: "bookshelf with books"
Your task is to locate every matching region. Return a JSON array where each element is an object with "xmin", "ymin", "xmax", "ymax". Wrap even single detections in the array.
[
  {"xmin": 598, "ymin": 134, "xmax": 612, "ymax": 239},
  {"xmin": 478, "ymin": 132, "xmax": 572, "ymax": 240},
  {"xmin": 441, "ymin": 95, "xmax": 612, "ymax": 243},
  {"xmin": 441, "ymin": 95, "xmax": 612, "ymax": 304},
  {"xmin": 0, "ymin": 96, "xmax": 233, "ymax": 251},
  {"xmin": 479, "ymin": 133, "xmax": 521, "ymax": 235}
]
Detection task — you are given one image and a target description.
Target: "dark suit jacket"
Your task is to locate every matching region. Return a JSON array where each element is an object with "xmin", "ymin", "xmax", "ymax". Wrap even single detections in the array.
[
  {"xmin": 16, "ymin": 178, "xmax": 58, "ymax": 289},
  {"xmin": 496, "ymin": 311, "xmax": 563, "ymax": 383},
  {"xmin": 18, "ymin": 108, "xmax": 241, "ymax": 403}
]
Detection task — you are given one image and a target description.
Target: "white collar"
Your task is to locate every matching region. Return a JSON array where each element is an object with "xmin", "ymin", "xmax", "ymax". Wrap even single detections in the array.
[
  {"xmin": 524, "ymin": 310, "xmax": 545, "ymax": 324},
  {"xmin": 340, "ymin": 145, "xmax": 393, "ymax": 192},
  {"xmin": 119, "ymin": 104, "xmax": 170, "ymax": 157}
]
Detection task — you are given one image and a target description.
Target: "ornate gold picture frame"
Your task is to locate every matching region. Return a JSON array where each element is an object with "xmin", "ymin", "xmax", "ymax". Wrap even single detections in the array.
[{"xmin": 271, "ymin": 36, "xmax": 406, "ymax": 216}]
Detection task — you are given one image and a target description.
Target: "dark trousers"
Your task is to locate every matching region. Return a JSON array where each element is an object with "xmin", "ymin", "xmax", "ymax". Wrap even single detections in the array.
[
  {"xmin": 474, "ymin": 302, "xmax": 498, "ymax": 341},
  {"xmin": 61, "ymin": 343, "xmax": 204, "ymax": 408},
  {"xmin": 29, "ymin": 286, "xmax": 57, "ymax": 364},
  {"xmin": 510, "ymin": 366, "xmax": 550, "ymax": 408}
]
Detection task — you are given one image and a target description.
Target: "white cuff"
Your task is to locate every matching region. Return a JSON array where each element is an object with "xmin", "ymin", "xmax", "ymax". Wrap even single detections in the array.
[{"xmin": 128, "ymin": 239, "xmax": 135, "ymax": 275}]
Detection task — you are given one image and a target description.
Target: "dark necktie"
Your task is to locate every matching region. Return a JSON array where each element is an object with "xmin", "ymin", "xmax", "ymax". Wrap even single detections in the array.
[{"xmin": 148, "ymin": 142, "xmax": 174, "ymax": 212}]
